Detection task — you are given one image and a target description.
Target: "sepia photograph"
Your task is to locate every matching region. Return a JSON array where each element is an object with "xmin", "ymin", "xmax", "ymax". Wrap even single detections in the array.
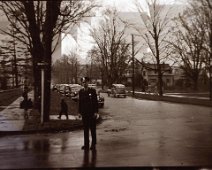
[{"xmin": 0, "ymin": 0, "xmax": 212, "ymax": 169}]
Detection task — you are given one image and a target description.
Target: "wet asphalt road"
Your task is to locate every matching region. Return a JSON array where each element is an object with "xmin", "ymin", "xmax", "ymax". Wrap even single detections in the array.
[{"xmin": 0, "ymin": 94, "xmax": 212, "ymax": 168}]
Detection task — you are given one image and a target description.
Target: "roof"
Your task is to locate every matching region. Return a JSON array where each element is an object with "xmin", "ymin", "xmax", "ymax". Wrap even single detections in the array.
[
  {"xmin": 143, "ymin": 63, "xmax": 172, "ymax": 71},
  {"xmin": 112, "ymin": 84, "xmax": 126, "ymax": 87}
]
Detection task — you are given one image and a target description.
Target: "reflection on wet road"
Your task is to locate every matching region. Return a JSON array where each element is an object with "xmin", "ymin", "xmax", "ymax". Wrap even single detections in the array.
[
  {"xmin": 82, "ymin": 150, "xmax": 97, "ymax": 167},
  {"xmin": 0, "ymin": 94, "xmax": 212, "ymax": 168}
]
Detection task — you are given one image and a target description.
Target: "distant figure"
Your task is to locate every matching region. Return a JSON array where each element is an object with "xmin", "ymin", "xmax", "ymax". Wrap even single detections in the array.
[
  {"xmin": 78, "ymin": 77, "xmax": 98, "ymax": 151},
  {"xmin": 22, "ymin": 86, "xmax": 29, "ymax": 118},
  {"xmin": 27, "ymin": 98, "xmax": 33, "ymax": 108},
  {"xmin": 58, "ymin": 99, "xmax": 69, "ymax": 120},
  {"xmin": 22, "ymin": 87, "xmax": 28, "ymax": 101}
]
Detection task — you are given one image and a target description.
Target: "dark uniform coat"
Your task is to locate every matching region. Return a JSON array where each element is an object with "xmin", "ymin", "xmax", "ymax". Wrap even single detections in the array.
[{"xmin": 78, "ymin": 87, "xmax": 98, "ymax": 115}]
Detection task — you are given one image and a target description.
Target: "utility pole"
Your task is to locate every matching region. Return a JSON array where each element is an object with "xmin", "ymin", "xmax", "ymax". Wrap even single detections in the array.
[
  {"xmin": 132, "ymin": 34, "xmax": 135, "ymax": 96},
  {"xmin": 11, "ymin": 12, "xmax": 20, "ymax": 88},
  {"xmin": 13, "ymin": 30, "xmax": 18, "ymax": 87},
  {"xmin": 90, "ymin": 58, "xmax": 92, "ymax": 81}
]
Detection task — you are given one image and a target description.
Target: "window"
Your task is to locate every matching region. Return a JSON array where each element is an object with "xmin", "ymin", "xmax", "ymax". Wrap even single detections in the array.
[
  {"xmin": 143, "ymin": 71, "xmax": 146, "ymax": 76},
  {"xmin": 150, "ymin": 79, "xmax": 156, "ymax": 83}
]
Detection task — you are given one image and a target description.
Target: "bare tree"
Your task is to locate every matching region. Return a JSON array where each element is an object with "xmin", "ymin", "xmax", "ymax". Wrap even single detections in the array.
[
  {"xmin": 91, "ymin": 9, "xmax": 131, "ymax": 87},
  {"xmin": 52, "ymin": 55, "xmax": 70, "ymax": 84},
  {"xmin": 134, "ymin": 0, "xmax": 174, "ymax": 96},
  {"xmin": 0, "ymin": 33, "xmax": 32, "ymax": 88},
  {"xmin": 189, "ymin": 0, "xmax": 212, "ymax": 97},
  {"xmin": 0, "ymin": 1, "xmax": 96, "ymax": 121},
  {"xmin": 0, "ymin": 47, "xmax": 10, "ymax": 89},
  {"xmin": 87, "ymin": 48, "xmax": 104, "ymax": 87},
  {"xmin": 169, "ymin": 0, "xmax": 210, "ymax": 90},
  {"xmin": 192, "ymin": 0, "xmax": 212, "ymax": 67},
  {"xmin": 68, "ymin": 52, "xmax": 80, "ymax": 84},
  {"xmin": 52, "ymin": 53, "xmax": 80, "ymax": 84}
]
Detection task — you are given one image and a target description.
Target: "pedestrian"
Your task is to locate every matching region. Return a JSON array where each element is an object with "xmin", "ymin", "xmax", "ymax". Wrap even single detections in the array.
[
  {"xmin": 22, "ymin": 86, "xmax": 29, "ymax": 118},
  {"xmin": 78, "ymin": 77, "xmax": 98, "ymax": 151},
  {"xmin": 27, "ymin": 98, "xmax": 33, "ymax": 108},
  {"xmin": 58, "ymin": 98, "xmax": 69, "ymax": 120},
  {"xmin": 22, "ymin": 86, "xmax": 28, "ymax": 101}
]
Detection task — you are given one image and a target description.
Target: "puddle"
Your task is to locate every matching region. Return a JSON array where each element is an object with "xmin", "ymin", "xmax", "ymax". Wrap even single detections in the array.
[
  {"xmin": 102, "ymin": 120, "xmax": 129, "ymax": 133},
  {"xmin": 105, "ymin": 127, "xmax": 127, "ymax": 132},
  {"xmin": 101, "ymin": 115, "xmax": 113, "ymax": 120}
]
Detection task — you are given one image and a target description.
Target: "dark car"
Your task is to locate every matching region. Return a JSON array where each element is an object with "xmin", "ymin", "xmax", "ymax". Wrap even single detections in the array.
[
  {"xmin": 97, "ymin": 93, "xmax": 104, "ymax": 108},
  {"xmin": 108, "ymin": 84, "xmax": 127, "ymax": 98}
]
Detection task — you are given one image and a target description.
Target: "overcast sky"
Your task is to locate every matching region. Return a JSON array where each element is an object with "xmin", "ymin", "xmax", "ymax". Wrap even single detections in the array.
[
  {"xmin": 96, "ymin": 0, "xmax": 187, "ymax": 13},
  {"xmin": 59, "ymin": 0, "xmax": 188, "ymax": 63}
]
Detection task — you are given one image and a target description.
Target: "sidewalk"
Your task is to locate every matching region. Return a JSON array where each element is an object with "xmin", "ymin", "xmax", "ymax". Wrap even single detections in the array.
[
  {"xmin": 0, "ymin": 92, "xmax": 33, "ymax": 132},
  {"xmin": 0, "ymin": 91, "xmax": 100, "ymax": 134}
]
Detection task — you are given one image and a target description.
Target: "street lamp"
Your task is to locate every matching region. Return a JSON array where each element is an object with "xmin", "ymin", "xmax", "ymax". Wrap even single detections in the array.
[{"xmin": 12, "ymin": 28, "xmax": 18, "ymax": 87}]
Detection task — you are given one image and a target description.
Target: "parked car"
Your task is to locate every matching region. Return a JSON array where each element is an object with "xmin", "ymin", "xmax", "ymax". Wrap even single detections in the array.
[
  {"xmin": 53, "ymin": 84, "xmax": 60, "ymax": 92},
  {"xmin": 88, "ymin": 83, "xmax": 104, "ymax": 107},
  {"xmin": 59, "ymin": 84, "xmax": 69, "ymax": 95},
  {"xmin": 51, "ymin": 84, "xmax": 57, "ymax": 91},
  {"xmin": 108, "ymin": 84, "xmax": 127, "ymax": 98},
  {"xmin": 97, "ymin": 92, "xmax": 104, "ymax": 108},
  {"xmin": 69, "ymin": 84, "xmax": 83, "ymax": 99}
]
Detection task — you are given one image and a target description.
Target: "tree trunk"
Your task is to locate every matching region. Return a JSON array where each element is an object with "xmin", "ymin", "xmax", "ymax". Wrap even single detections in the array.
[
  {"xmin": 192, "ymin": 73, "xmax": 199, "ymax": 91},
  {"xmin": 42, "ymin": 1, "xmax": 61, "ymax": 122},
  {"xmin": 22, "ymin": 1, "xmax": 44, "ymax": 109},
  {"xmin": 157, "ymin": 59, "xmax": 163, "ymax": 96},
  {"xmin": 43, "ymin": 64, "xmax": 51, "ymax": 122}
]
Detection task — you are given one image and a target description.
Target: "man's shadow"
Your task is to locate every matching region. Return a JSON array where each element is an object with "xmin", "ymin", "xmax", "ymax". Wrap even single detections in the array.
[{"xmin": 82, "ymin": 150, "xmax": 97, "ymax": 167}]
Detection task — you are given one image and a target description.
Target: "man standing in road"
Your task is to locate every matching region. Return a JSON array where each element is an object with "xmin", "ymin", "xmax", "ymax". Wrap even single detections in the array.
[{"xmin": 78, "ymin": 77, "xmax": 98, "ymax": 151}]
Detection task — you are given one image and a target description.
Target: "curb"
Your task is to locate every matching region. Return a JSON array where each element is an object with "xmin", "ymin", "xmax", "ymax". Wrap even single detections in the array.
[
  {"xmin": 0, "ymin": 116, "xmax": 103, "ymax": 136},
  {"xmin": 131, "ymin": 93, "xmax": 212, "ymax": 107}
]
